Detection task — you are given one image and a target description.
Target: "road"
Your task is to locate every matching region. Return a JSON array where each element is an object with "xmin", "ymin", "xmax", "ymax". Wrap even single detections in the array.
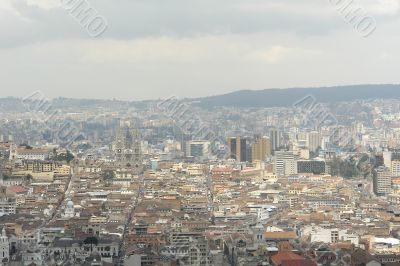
[
  {"xmin": 38, "ymin": 165, "xmax": 76, "ymax": 230},
  {"xmin": 116, "ymin": 174, "xmax": 144, "ymax": 265}
]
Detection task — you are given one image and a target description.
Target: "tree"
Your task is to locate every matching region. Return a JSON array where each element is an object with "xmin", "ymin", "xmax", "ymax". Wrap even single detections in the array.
[
  {"xmin": 83, "ymin": 236, "xmax": 98, "ymax": 252},
  {"xmin": 26, "ymin": 174, "xmax": 33, "ymax": 182},
  {"xmin": 54, "ymin": 150, "xmax": 75, "ymax": 164},
  {"xmin": 101, "ymin": 170, "xmax": 115, "ymax": 186}
]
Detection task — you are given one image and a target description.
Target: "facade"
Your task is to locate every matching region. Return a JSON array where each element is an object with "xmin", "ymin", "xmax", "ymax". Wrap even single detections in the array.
[
  {"xmin": 303, "ymin": 226, "xmax": 359, "ymax": 246},
  {"xmin": 391, "ymin": 160, "xmax": 400, "ymax": 176},
  {"xmin": 373, "ymin": 166, "xmax": 392, "ymax": 196},
  {"xmin": 307, "ymin": 131, "xmax": 321, "ymax": 152},
  {"xmin": 297, "ymin": 160, "xmax": 326, "ymax": 174},
  {"xmin": 186, "ymin": 140, "xmax": 210, "ymax": 159},
  {"xmin": 0, "ymin": 228, "xmax": 9, "ymax": 263},
  {"xmin": 270, "ymin": 129, "xmax": 280, "ymax": 154},
  {"xmin": 0, "ymin": 186, "xmax": 16, "ymax": 215},
  {"xmin": 15, "ymin": 148, "xmax": 50, "ymax": 161},
  {"xmin": 274, "ymin": 151, "xmax": 296, "ymax": 177},
  {"xmin": 114, "ymin": 124, "xmax": 143, "ymax": 173},
  {"xmin": 227, "ymin": 137, "xmax": 249, "ymax": 162},
  {"xmin": 251, "ymin": 136, "xmax": 271, "ymax": 162}
]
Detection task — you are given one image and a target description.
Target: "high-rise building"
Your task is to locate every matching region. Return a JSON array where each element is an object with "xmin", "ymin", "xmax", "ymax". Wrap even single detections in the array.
[
  {"xmin": 383, "ymin": 151, "xmax": 393, "ymax": 168},
  {"xmin": 391, "ymin": 160, "xmax": 400, "ymax": 176},
  {"xmin": 274, "ymin": 151, "xmax": 297, "ymax": 177},
  {"xmin": 308, "ymin": 131, "xmax": 321, "ymax": 153},
  {"xmin": 373, "ymin": 166, "xmax": 392, "ymax": 196},
  {"xmin": 186, "ymin": 140, "xmax": 210, "ymax": 159},
  {"xmin": 251, "ymin": 136, "xmax": 271, "ymax": 162},
  {"xmin": 270, "ymin": 129, "xmax": 280, "ymax": 154},
  {"xmin": 297, "ymin": 132, "xmax": 307, "ymax": 149},
  {"xmin": 227, "ymin": 136, "xmax": 249, "ymax": 162},
  {"xmin": 114, "ymin": 123, "xmax": 143, "ymax": 173}
]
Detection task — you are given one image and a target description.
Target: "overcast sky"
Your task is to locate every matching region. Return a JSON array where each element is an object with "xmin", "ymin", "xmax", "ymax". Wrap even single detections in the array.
[{"xmin": 0, "ymin": 0, "xmax": 399, "ymax": 100}]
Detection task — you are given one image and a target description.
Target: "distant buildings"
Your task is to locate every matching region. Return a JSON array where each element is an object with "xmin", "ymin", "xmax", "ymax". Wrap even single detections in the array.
[
  {"xmin": 274, "ymin": 151, "xmax": 297, "ymax": 176},
  {"xmin": 297, "ymin": 160, "xmax": 326, "ymax": 174},
  {"xmin": 373, "ymin": 166, "xmax": 392, "ymax": 196},
  {"xmin": 0, "ymin": 186, "xmax": 16, "ymax": 215},
  {"xmin": 307, "ymin": 131, "xmax": 321, "ymax": 153},
  {"xmin": 270, "ymin": 129, "xmax": 280, "ymax": 154},
  {"xmin": 114, "ymin": 124, "xmax": 143, "ymax": 173},
  {"xmin": 251, "ymin": 136, "xmax": 271, "ymax": 162},
  {"xmin": 0, "ymin": 228, "xmax": 9, "ymax": 262},
  {"xmin": 14, "ymin": 148, "xmax": 51, "ymax": 161},
  {"xmin": 227, "ymin": 136, "xmax": 249, "ymax": 162},
  {"xmin": 186, "ymin": 140, "xmax": 210, "ymax": 159}
]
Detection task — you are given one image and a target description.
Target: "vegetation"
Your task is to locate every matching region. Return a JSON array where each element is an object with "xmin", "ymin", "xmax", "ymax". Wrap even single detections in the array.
[
  {"xmin": 53, "ymin": 150, "xmax": 75, "ymax": 163},
  {"xmin": 197, "ymin": 84, "xmax": 400, "ymax": 108},
  {"xmin": 328, "ymin": 156, "xmax": 374, "ymax": 178},
  {"xmin": 19, "ymin": 143, "xmax": 32, "ymax": 149},
  {"xmin": 329, "ymin": 158, "xmax": 359, "ymax": 178},
  {"xmin": 83, "ymin": 236, "xmax": 98, "ymax": 252},
  {"xmin": 101, "ymin": 170, "xmax": 115, "ymax": 187}
]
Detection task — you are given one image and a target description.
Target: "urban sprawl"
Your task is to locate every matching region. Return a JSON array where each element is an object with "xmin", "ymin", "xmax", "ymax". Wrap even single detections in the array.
[{"xmin": 0, "ymin": 97, "xmax": 400, "ymax": 266}]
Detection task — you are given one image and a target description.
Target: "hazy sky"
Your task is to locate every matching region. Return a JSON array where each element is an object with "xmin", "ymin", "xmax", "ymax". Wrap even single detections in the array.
[{"xmin": 0, "ymin": 0, "xmax": 399, "ymax": 100}]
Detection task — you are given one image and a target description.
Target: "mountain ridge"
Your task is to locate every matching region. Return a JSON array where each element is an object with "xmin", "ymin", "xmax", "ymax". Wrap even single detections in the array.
[{"xmin": 193, "ymin": 84, "xmax": 400, "ymax": 108}]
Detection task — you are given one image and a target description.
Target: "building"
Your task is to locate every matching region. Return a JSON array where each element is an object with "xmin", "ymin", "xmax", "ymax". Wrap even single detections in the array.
[
  {"xmin": 251, "ymin": 136, "xmax": 271, "ymax": 162},
  {"xmin": 270, "ymin": 129, "xmax": 280, "ymax": 154},
  {"xmin": 227, "ymin": 137, "xmax": 249, "ymax": 162},
  {"xmin": 274, "ymin": 151, "xmax": 297, "ymax": 177},
  {"xmin": 297, "ymin": 160, "xmax": 326, "ymax": 174},
  {"xmin": 391, "ymin": 160, "xmax": 400, "ymax": 176},
  {"xmin": 114, "ymin": 123, "xmax": 143, "ymax": 173},
  {"xmin": 373, "ymin": 166, "xmax": 392, "ymax": 196},
  {"xmin": 186, "ymin": 140, "xmax": 210, "ymax": 159},
  {"xmin": 383, "ymin": 151, "xmax": 393, "ymax": 168},
  {"xmin": 307, "ymin": 131, "xmax": 321, "ymax": 153},
  {"xmin": 0, "ymin": 186, "xmax": 16, "ymax": 215},
  {"xmin": 302, "ymin": 226, "xmax": 359, "ymax": 246},
  {"xmin": 0, "ymin": 228, "xmax": 9, "ymax": 263},
  {"xmin": 15, "ymin": 148, "xmax": 50, "ymax": 161}
]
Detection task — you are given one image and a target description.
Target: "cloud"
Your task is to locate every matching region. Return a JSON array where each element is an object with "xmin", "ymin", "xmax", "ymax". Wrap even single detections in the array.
[
  {"xmin": 362, "ymin": 0, "xmax": 400, "ymax": 15},
  {"xmin": 0, "ymin": 0, "xmax": 400, "ymax": 100},
  {"xmin": 247, "ymin": 46, "xmax": 293, "ymax": 63},
  {"xmin": 26, "ymin": 0, "xmax": 60, "ymax": 10},
  {"xmin": 1, "ymin": 0, "xmax": 388, "ymax": 47}
]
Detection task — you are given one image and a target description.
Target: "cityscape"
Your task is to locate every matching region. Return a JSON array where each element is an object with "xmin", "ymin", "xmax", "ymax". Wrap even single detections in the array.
[
  {"xmin": 2, "ymin": 0, "xmax": 400, "ymax": 265},
  {"xmin": 1, "ymin": 92, "xmax": 400, "ymax": 265}
]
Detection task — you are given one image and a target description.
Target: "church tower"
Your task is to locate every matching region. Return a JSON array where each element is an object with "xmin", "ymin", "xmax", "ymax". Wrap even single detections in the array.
[
  {"xmin": 0, "ymin": 227, "xmax": 9, "ymax": 262},
  {"xmin": 114, "ymin": 122, "xmax": 143, "ymax": 174}
]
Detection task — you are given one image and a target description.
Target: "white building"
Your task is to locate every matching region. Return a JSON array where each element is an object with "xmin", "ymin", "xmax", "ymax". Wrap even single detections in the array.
[
  {"xmin": 307, "ymin": 131, "xmax": 321, "ymax": 152},
  {"xmin": 186, "ymin": 140, "xmax": 210, "ymax": 158},
  {"xmin": 373, "ymin": 166, "xmax": 392, "ymax": 196},
  {"xmin": 383, "ymin": 151, "xmax": 393, "ymax": 168},
  {"xmin": 391, "ymin": 160, "xmax": 400, "ymax": 176},
  {"xmin": 0, "ymin": 228, "xmax": 9, "ymax": 262},
  {"xmin": 302, "ymin": 225, "xmax": 359, "ymax": 246},
  {"xmin": 15, "ymin": 148, "xmax": 50, "ymax": 161},
  {"xmin": 63, "ymin": 201, "xmax": 76, "ymax": 218},
  {"xmin": 0, "ymin": 187, "xmax": 16, "ymax": 215},
  {"xmin": 247, "ymin": 204, "xmax": 277, "ymax": 223},
  {"xmin": 274, "ymin": 151, "xmax": 297, "ymax": 177}
]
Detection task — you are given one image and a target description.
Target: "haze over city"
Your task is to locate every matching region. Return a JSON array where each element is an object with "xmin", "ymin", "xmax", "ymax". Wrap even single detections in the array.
[{"xmin": 2, "ymin": 1, "xmax": 400, "ymax": 266}]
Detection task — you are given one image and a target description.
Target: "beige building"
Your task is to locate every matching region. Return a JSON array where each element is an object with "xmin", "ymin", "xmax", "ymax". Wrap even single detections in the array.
[{"xmin": 251, "ymin": 136, "xmax": 271, "ymax": 162}]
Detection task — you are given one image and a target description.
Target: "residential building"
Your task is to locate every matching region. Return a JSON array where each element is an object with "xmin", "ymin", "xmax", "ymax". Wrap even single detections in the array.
[{"xmin": 373, "ymin": 166, "xmax": 392, "ymax": 196}]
